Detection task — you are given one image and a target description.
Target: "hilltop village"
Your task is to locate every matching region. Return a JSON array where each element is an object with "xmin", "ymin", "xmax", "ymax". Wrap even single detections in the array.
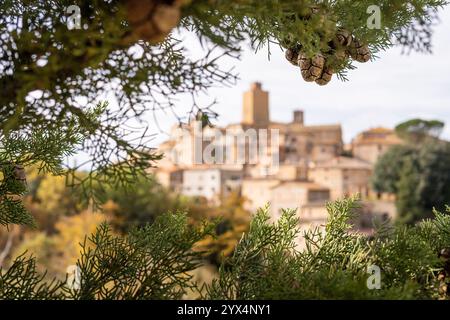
[{"xmin": 151, "ymin": 82, "xmax": 403, "ymax": 234}]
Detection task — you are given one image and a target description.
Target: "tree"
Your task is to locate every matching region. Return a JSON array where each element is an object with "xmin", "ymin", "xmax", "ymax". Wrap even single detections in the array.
[
  {"xmin": 1, "ymin": 0, "xmax": 447, "ymax": 226},
  {"xmin": 1, "ymin": 0, "xmax": 450, "ymax": 301},
  {"xmin": 395, "ymin": 118, "xmax": 445, "ymax": 143},
  {"xmin": 26, "ymin": 168, "xmax": 87, "ymax": 233},
  {"xmin": 371, "ymin": 144, "xmax": 415, "ymax": 195},
  {"xmin": 9, "ymin": 210, "xmax": 106, "ymax": 279},
  {"xmin": 372, "ymin": 127, "xmax": 450, "ymax": 224},
  {"xmin": 101, "ymin": 174, "xmax": 183, "ymax": 232},
  {"xmin": 2, "ymin": 197, "xmax": 450, "ymax": 300},
  {"xmin": 192, "ymin": 192, "xmax": 251, "ymax": 266}
]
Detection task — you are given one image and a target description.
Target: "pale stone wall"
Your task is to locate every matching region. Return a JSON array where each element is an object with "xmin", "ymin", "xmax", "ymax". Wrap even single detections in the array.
[
  {"xmin": 341, "ymin": 168, "xmax": 372, "ymax": 198},
  {"xmin": 353, "ymin": 144, "xmax": 391, "ymax": 164},
  {"xmin": 154, "ymin": 170, "xmax": 171, "ymax": 188},
  {"xmin": 282, "ymin": 123, "xmax": 343, "ymax": 164},
  {"xmin": 182, "ymin": 169, "xmax": 222, "ymax": 200},
  {"xmin": 269, "ymin": 183, "xmax": 330, "ymax": 220},
  {"xmin": 276, "ymin": 164, "xmax": 307, "ymax": 181},
  {"xmin": 181, "ymin": 168, "xmax": 243, "ymax": 202},
  {"xmin": 309, "ymin": 167, "xmax": 371, "ymax": 200},
  {"xmin": 270, "ymin": 184, "xmax": 310, "ymax": 220},
  {"xmin": 311, "ymin": 144, "xmax": 340, "ymax": 162},
  {"xmin": 308, "ymin": 168, "xmax": 344, "ymax": 200},
  {"xmin": 308, "ymin": 156, "xmax": 372, "ymax": 200},
  {"xmin": 170, "ymin": 125, "xmax": 195, "ymax": 166},
  {"xmin": 351, "ymin": 127, "xmax": 402, "ymax": 164},
  {"xmin": 241, "ymin": 179, "xmax": 280, "ymax": 212}
]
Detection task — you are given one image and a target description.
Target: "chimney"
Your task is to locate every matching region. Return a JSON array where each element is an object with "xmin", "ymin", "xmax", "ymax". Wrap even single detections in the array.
[
  {"xmin": 293, "ymin": 110, "xmax": 304, "ymax": 125},
  {"xmin": 250, "ymin": 82, "xmax": 262, "ymax": 90}
]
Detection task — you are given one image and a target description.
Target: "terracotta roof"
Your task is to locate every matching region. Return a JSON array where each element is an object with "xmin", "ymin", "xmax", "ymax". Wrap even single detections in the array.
[
  {"xmin": 352, "ymin": 127, "xmax": 403, "ymax": 145},
  {"xmin": 292, "ymin": 124, "xmax": 342, "ymax": 131},
  {"xmin": 271, "ymin": 180, "xmax": 329, "ymax": 191},
  {"xmin": 148, "ymin": 166, "xmax": 180, "ymax": 173},
  {"xmin": 242, "ymin": 177, "xmax": 281, "ymax": 183},
  {"xmin": 270, "ymin": 122, "xmax": 342, "ymax": 132},
  {"xmin": 311, "ymin": 156, "xmax": 372, "ymax": 170},
  {"xmin": 183, "ymin": 164, "xmax": 243, "ymax": 171},
  {"xmin": 365, "ymin": 127, "xmax": 393, "ymax": 134},
  {"xmin": 159, "ymin": 140, "xmax": 176, "ymax": 148},
  {"xmin": 354, "ymin": 136, "xmax": 402, "ymax": 145}
]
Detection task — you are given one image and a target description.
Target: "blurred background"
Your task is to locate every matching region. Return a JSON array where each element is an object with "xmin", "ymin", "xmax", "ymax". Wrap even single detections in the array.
[{"xmin": 1, "ymin": 3, "xmax": 449, "ymax": 297}]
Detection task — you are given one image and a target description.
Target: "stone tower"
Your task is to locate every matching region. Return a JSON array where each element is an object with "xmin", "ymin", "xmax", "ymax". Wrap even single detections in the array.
[
  {"xmin": 242, "ymin": 82, "xmax": 269, "ymax": 126},
  {"xmin": 293, "ymin": 110, "xmax": 304, "ymax": 125}
]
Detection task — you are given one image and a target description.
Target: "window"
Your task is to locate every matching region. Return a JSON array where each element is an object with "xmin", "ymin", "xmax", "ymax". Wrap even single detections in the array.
[{"xmin": 309, "ymin": 191, "xmax": 329, "ymax": 202}]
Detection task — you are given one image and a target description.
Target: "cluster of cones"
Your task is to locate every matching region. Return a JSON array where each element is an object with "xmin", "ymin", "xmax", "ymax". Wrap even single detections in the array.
[
  {"xmin": 1, "ymin": 163, "xmax": 27, "ymax": 201},
  {"xmin": 438, "ymin": 248, "xmax": 450, "ymax": 298},
  {"xmin": 123, "ymin": 0, "xmax": 190, "ymax": 45},
  {"xmin": 284, "ymin": 29, "xmax": 371, "ymax": 86}
]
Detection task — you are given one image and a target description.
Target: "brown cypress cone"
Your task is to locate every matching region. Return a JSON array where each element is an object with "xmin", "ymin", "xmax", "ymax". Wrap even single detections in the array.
[
  {"xmin": 438, "ymin": 273, "xmax": 448, "ymax": 298},
  {"xmin": 438, "ymin": 248, "xmax": 450, "ymax": 297},
  {"xmin": 335, "ymin": 29, "xmax": 353, "ymax": 47},
  {"xmin": 282, "ymin": 14, "xmax": 372, "ymax": 85},
  {"xmin": 348, "ymin": 38, "xmax": 371, "ymax": 63},
  {"xmin": 124, "ymin": 0, "xmax": 189, "ymax": 45},
  {"xmin": 298, "ymin": 54, "xmax": 325, "ymax": 82},
  {"xmin": 315, "ymin": 66, "xmax": 333, "ymax": 86},
  {"xmin": 334, "ymin": 49, "xmax": 348, "ymax": 61},
  {"xmin": 285, "ymin": 48, "xmax": 299, "ymax": 66},
  {"xmin": 126, "ymin": 0, "xmax": 154, "ymax": 25},
  {"xmin": 153, "ymin": 4, "xmax": 181, "ymax": 34},
  {"xmin": 300, "ymin": 5, "xmax": 320, "ymax": 19},
  {"xmin": 440, "ymin": 248, "xmax": 450, "ymax": 276},
  {"xmin": 1, "ymin": 163, "xmax": 27, "ymax": 201},
  {"xmin": 441, "ymin": 248, "xmax": 450, "ymax": 261},
  {"xmin": 13, "ymin": 164, "xmax": 27, "ymax": 187}
]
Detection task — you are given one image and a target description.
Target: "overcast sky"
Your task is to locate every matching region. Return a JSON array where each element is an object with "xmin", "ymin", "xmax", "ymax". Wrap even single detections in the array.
[{"xmin": 148, "ymin": 6, "xmax": 450, "ymax": 145}]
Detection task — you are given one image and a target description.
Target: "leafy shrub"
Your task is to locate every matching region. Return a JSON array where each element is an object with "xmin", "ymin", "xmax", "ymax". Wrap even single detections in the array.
[{"xmin": 1, "ymin": 197, "xmax": 450, "ymax": 300}]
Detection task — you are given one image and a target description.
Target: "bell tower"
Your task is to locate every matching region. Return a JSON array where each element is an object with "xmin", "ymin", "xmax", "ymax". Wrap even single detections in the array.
[{"xmin": 242, "ymin": 82, "xmax": 269, "ymax": 126}]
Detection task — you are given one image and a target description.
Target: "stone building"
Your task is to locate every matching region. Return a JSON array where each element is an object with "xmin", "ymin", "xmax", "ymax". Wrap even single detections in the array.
[
  {"xmin": 155, "ymin": 82, "xmax": 342, "ymax": 177},
  {"xmin": 241, "ymin": 83, "xmax": 343, "ymax": 168},
  {"xmin": 241, "ymin": 178, "xmax": 281, "ymax": 212},
  {"xmin": 351, "ymin": 127, "xmax": 402, "ymax": 164},
  {"xmin": 152, "ymin": 82, "xmax": 399, "ymax": 232},
  {"xmin": 308, "ymin": 156, "xmax": 372, "ymax": 200},
  {"xmin": 242, "ymin": 82, "xmax": 270, "ymax": 126},
  {"xmin": 241, "ymin": 179, "xmax": 330, "ymax": 249},
  {"xmin": 274, "ymin": 120, "xmax": 343, "ymax": 165},
  {"xmin": 150, "ymin": 167, "xmax": 183, "ymax": 192},
  {"xmin": 269, "ymin": 181, "xmax": 330, "ymax": 220},
  {"xmin": 181, "ymin": 167, "xmax": 243, "ymax": 203}
]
